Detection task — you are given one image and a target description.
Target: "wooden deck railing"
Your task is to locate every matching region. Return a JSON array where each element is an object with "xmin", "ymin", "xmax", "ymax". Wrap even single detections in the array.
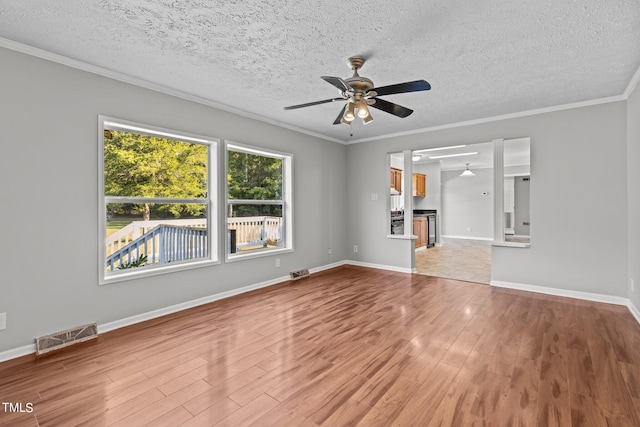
[
  {"xmin": 106, "ymin": 219, "xmax": 206, "ymax": 257},
  {"xmin": 106, "ymin": 224, "xmax": 208, "ymax": 271},
  {"xmin": 227, "ymin": 216, "xmax": 282, "ymax": 248},
  {"xmin": 105, "ymin": 216, "xmax": 283, "ymax": 271}
]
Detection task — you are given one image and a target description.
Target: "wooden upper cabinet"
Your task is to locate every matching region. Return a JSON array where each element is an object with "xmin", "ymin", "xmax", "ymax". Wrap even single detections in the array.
[
  {"xmin": 390, "ymin": 168, "xmax": 402, "ymax": 194},
  {"xmin": 413, "ymin": 173, "xmax": 426, "ymax": 197}
]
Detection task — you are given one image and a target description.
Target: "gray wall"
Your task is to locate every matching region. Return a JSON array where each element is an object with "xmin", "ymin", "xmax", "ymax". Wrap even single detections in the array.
[
  {"xmin": 441, "ymin": 168, "xmax": 494, "ymax": 239},
  {"xmin": 0, "ymin": 47, "xmax": 348, "ymax": 352},
  {"xmin": 514, "ymin": 176, "xmax": 531, "ymax": 236},
  {"xmin": 346, "ymin": 100, "xmax": 628, "ymax": 297},
  {"xmin": 628, "ymin": 81, "xmax": 640, "ymax": 308}
]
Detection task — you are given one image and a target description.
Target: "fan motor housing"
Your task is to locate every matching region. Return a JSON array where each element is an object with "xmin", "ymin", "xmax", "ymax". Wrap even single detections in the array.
[{"xmin": 345, "ymin": 76, "xmax": 374, "ymax": 94}]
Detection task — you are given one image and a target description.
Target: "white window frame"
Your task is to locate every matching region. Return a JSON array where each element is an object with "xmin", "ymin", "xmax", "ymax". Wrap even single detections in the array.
[
  {"xmin": 224, "ymin": 141, "xmax": 293, "ymax": 262},
  {"xmin": 98, "ymin": 115, "xmax": 219, "ymax": 285}
]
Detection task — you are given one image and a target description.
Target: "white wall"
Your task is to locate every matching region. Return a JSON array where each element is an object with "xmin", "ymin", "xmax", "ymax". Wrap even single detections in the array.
[
  {"xmin": 0, "ymin": 47, "xmax": 348, "ymax": 353},
  {"xmin": 346, "ymin": 100, "xmax": 628, "ymax": 297},
  {"xmin": 628, "ymin": 80, "xmax": 640, "ymax": 309},
  {"xmin": 441, "ymin": 168, "xmax": 493, "ymax": 239}
]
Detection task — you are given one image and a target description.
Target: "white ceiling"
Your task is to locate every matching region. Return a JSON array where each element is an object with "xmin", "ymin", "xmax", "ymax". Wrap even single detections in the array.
[
  {"xmin": 393, "ymin": 137, "xmax": 530, "ymax": 172},
  {"xmin": 1, "ymin": 1, "xmax": 639, "ymax": 143}
]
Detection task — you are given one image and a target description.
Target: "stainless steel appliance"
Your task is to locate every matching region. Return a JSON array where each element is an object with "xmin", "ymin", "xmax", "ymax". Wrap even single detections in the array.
[{"xmin": 391, "ymin": 210, "xmax": 404, "ymax": 235}]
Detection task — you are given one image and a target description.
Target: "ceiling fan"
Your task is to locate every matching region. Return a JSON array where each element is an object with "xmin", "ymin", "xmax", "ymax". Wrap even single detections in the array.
[{"xmin": 284, "ymin": 56, "xmax": 431, "ymax": 126}]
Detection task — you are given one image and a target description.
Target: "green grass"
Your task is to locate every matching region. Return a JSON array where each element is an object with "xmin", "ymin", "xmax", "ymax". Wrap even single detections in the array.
[{"xmin": 106, "ymin": 216, "xmax": 140, "ymax": 237}]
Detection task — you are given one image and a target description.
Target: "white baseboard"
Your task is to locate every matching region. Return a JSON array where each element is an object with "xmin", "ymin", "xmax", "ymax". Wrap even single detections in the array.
[
  {"xmin": 310, "ymin": 260, "xmax": 347, "ymax": 274},
  {"xmin": 628, "ymin": 300, "xmax": 640, "ymax": 325},
  {"xmin": 441, "ymin": 235, "xmax": 494, "ymax": 241},
  {"xmin": 0, "ymin": 344, "xmax": 37, "ymax": 363},
  {"xmin": 99, "ymin": 274, "xmax": 293, "ymax": 334},
  {"xmin": 1, "ymin": 261, "xmax": 350, "ymax": 363},
  {"xmin": 346, "ymin": 260, "xmax": 413, "ymax": 274},
  {"xmin": 491, "ymin": 280, "xmax": 638, "ymax": 314}
]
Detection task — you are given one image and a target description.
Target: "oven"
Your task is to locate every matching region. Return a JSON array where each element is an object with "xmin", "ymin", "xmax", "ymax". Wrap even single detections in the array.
[{"xmin": 391, "ymin": 210, "xmax": 404, "ymax": 235}]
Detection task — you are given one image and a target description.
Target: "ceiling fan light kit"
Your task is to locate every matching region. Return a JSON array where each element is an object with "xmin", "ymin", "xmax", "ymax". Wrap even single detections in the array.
[{"xmin": 284, "ymin": 56, "xmax": 431, "ymax": 128}]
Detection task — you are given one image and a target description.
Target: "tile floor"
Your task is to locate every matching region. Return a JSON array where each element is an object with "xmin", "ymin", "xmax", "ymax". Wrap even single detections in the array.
[{"xmin": 415, "ymin": 237, "xmax": 491, "ymax": 284}]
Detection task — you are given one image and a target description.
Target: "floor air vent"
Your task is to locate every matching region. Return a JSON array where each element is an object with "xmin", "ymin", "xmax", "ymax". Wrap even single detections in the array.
[
  {"xmin": 36, "ymin": 323, "xmax": 98, "ymax": 355},
  {"xmin": 290, "ymin": 268, "xmax": 310, "ymax": 280}
]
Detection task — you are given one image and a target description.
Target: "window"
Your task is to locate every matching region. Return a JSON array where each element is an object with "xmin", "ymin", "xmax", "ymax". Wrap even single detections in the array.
[
  {"xmin": 226, "ymin": 143, "xmax": 293, "ymax": 259},
  {"xmin": 99, "ymin": 116, "xmax": 218, "ymax": 284}
]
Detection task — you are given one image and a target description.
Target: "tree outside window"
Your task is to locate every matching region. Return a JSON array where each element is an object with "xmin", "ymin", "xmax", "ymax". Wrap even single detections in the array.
[
  {"xmin": 226, "ymin": 144, "xmax": 292, "ymax": 256},
  {"xmin": 99, "ymin": 117, "xmax": 217, "ymax": 284}
]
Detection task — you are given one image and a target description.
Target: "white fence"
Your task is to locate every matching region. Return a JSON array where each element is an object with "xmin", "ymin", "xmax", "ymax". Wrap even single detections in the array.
[
  {"xmin": 106, "ymin": 216, "xmax": 282, "ymax": 256},
  {"xmin": 106, "ymin": 219, "xmax": 206, "ymax": 257},
  {"xmin": 227, "ymin": 216, "xmax": 282, "ymax": 247}
]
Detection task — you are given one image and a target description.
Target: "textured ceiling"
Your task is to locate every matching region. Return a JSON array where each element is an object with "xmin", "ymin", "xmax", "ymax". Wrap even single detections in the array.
[{"xmin": 1, "ymin": 1, "xmax": 639, "ymax": 143}]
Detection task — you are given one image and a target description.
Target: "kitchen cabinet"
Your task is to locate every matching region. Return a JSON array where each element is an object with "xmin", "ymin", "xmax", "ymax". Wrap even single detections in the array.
[
  {"xmin": 413, "ymin": 173, "xmax": 426, "ymax": 197},
  {"xmin": 413, "ymin": 217, "xmax": 428, "ymax": 248},
  {"xmin": 390, "ymin": 168, "xmax": 402, "ymax": 194}
]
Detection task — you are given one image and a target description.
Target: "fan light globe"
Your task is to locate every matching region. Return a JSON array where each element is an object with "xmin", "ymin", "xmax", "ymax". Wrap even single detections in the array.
[
  {"xmin": 344, "ymin": 102, "xmax": 356, "ymax": 121},
  {"xmin": 357, "ymin": 100, "xmax": 370, "ymax": 118}
]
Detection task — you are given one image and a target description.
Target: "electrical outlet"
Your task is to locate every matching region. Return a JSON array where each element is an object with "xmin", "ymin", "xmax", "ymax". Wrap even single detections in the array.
[
  {"xmin": 631, "ymin": 278, "xmax": 635, "ymax": 292},
  {"xmin": 275, "ymin": 258, "xmax": 280, "ymax": 268},
  {"xmin": 467, "ymin": 227, "xmax": 472, "ymax": 232},
  {"xmin": 371, "ymin": 193, "xmax": 378, "ymax": 201},
  {"xmin": 328, "ymin": 248, "xmax": 332, "ymax": 255},
  {"xmin": 0, "ymin": 313, "xmax": 6, "ymax": 330},
  {"xmin": 353, "ymin": 245, "xmax": 358, "ymax": 253}
]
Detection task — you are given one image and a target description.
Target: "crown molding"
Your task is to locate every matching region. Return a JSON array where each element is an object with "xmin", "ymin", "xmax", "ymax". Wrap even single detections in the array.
[
  {"xmin": 2, "ymin": 37, "xmax": 637, "ymax": 146},
  {"xmin": 347, "ymin": 94, "xmax": 626, "ymax": 144},
  {"xmin": 624, "ymin": 63, "xmax": 640, "ymax": 99},
  {"xmin": 0, "ymin": 37, "xmax": 346, "ymax": 145}
]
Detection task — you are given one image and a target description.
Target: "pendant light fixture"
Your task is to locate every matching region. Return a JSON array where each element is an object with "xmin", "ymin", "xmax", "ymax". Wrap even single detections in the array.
[{"xmin": 460, "ymin": 163, "xmax": 475, "ymax": 177}]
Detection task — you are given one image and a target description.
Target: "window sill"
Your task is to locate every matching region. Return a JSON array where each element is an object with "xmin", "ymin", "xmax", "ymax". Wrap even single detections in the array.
[
  {"xmin": 226, "ymin": 247, "xmax": 293, "ymax": 263},
  {"xmin": 100, "ymin": 258, "xmax": 220, "ymax": 285},
  {"xmin": 386, "ymin": 234, "xmax": 417, "ymax": 240}
]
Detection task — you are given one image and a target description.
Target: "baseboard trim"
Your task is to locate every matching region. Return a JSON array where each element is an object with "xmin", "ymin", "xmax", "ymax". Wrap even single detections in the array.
[
  {"xmin": 628, "ymin": 300, "xmax": 640, "ymax": 325},
  {"xmin": 346, "ymin": 260, "xmax": 413, "ymax": 274},
  {"xmin": 99, "ymin": 273, "xmax": 296, "ymax": 335},
  {"xmin": 1, "ymin": 261, "xmax": 348, "ymax": 363},
  {"xmin": 0, "ymin": 344, "xmax": 37, "ymax": 364},
  {"xmin": 310, "ymin": 260, "xmax": 347, "ymax": 274},
  {"xmin": 490, "ymin": 280, "xmax": 632, "ymax": 307}
]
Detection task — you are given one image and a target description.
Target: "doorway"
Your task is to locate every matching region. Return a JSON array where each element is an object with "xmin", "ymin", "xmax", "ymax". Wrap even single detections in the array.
[{"xmin": 410, "ymin": 138, "xmax": 530, "ymax": 284}]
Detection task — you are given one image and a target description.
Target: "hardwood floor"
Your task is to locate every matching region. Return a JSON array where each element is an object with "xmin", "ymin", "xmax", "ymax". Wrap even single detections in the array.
[{"xmin": 2, "ymin": 265, "xmax": 640, "ymax": 426}]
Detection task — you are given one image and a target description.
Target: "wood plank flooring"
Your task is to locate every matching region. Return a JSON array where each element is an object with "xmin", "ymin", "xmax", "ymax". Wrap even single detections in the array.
[{"xmin": 1, "ymin": 265, "xmax": 639, "ymax": 426}]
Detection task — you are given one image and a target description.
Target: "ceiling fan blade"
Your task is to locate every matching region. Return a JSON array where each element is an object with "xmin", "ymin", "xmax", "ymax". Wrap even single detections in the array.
[
  {"xmin": 333, "ymin": 104, "xmax": 348, "ymax": 125},
  {"xmin": 372, "ymin": 80, "xmax": 431, "ymax": 97},
  {"xmin": 321, "ymin": 76, "xmax": 353, "ymax": 92},
  {"xmin": 369, "ymin": 97, "xmax": 413, "ymax": 118},
  {"xmin": 284, "ymin": 98, "xmax": 345, "ymax": 110}
]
